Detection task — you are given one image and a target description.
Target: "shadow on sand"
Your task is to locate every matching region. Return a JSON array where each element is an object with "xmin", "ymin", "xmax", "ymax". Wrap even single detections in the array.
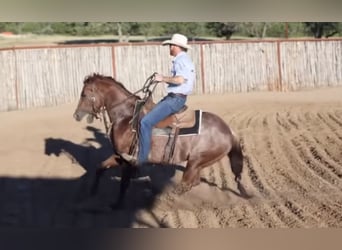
[
  {"xmin": 1, "ymin": 125, "xmax": 250, "ymax": 228},
  {"xmin": 0, "ymin": 126, "xmax": 175, "ymax": 228}
]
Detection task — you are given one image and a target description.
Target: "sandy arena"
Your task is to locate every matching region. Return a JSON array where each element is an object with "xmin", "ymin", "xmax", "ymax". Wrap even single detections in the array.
[{"xmin": 0, "ymin": 87, "xmax": 341, "ymax": 228}]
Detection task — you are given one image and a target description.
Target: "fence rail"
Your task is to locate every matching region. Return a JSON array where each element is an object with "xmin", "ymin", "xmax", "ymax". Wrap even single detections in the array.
[{"xmin": 0, "ymin": 38, "xmax": 341, "ymax": 111}]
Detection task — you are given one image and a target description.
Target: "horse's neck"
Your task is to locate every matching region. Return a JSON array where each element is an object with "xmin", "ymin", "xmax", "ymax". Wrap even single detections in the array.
[{"xmin": 103, "ymin": 86, "xmax": 135, "ymax": 123}]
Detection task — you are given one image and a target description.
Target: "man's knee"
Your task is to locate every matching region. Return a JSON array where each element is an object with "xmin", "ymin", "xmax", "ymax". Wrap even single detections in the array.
[{"xmin": 140, "ymin": 116, "xmax": 151, "ymax": 128}]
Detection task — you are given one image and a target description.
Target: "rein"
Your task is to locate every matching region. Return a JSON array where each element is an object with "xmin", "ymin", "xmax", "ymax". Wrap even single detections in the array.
[
  {"xmin": 129, "ymin": 73, "xmax": 159, "ymax": 126},
  {"xmin": 128, "ymin": 72, "xmax": 159, "ymax": 102},
  {"xmin": 98, "ymin": 73, "xmax": 159, "ymax": 134}
]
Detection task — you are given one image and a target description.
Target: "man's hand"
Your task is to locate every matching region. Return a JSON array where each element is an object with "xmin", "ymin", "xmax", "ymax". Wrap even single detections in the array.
[{"xmin": 154, "ymin": 73, "xmax": 163, "ymax": 82}]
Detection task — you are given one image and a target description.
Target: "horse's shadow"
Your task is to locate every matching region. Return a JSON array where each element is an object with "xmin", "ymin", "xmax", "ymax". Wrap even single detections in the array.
[
  {"xmin": 44, "ymin": 126, "xmax": 176, "ymax": 227},
  {"xmin": 45, "ymin": 126, "xmax": 113, "ymax": 172}
]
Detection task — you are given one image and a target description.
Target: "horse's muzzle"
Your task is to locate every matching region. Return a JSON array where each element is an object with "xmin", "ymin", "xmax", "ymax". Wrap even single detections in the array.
[
  {"xmin": 73, "ymin": 110, "xmax": 86, "ymax": 121},
  {"xmin": 73, "ymin": 111, "xmax": 94, "ymax": 124}
]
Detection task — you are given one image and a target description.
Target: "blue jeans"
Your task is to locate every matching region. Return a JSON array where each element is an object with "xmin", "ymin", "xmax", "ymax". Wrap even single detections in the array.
[{"xmin": 138, "ymin": 94, "xmax": 186, "ymax": 163}]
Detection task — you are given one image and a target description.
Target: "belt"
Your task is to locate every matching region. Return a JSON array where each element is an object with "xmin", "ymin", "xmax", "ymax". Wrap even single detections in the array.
[{"xmin": 168, "ymin": 92, "xmax": 187, "ymax": 98}]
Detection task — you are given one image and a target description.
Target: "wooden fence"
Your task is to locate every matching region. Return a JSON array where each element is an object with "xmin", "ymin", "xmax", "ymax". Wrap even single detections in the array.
[{"xmin": 0, "ymin": 38, "xmax": 341, "ymax": 111}]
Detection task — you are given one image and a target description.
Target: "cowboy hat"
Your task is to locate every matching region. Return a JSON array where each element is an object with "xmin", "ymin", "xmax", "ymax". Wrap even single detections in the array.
[{"xmin": 162, "ymin": 33, "xmax": 191, "ymax": 49}]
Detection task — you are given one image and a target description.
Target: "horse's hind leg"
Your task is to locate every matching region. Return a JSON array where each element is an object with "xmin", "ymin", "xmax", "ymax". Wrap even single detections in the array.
[
  {"xmin": 228, "ymin": 138, "xmax": 244, "ymax": 182},
  {"xmin": 178, "ymin": 151, "xmax": 227, "ymax": 193},
  {"xmin": 182, "ymin": 166, "xmax": 201, "ymax": 187},
  {"xmin": 173, "ymin": 159, "xmax": 202, "ymax": 194}
]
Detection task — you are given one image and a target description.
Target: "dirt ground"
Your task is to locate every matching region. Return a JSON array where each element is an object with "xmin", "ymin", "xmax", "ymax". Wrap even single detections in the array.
[{"xmin": 1, "ymin": 87, "xmax": 342, "ymax": 228}]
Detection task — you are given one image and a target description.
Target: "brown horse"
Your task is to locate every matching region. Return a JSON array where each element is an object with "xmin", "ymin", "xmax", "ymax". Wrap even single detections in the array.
[{"xmin": 73, "ymin": 73, "xmax": 246, "ymax": 204}]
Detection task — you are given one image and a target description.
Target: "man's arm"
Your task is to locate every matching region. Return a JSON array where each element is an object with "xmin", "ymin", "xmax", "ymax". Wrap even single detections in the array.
[{"xmin": 155, "ymin": 74, "xmax": 185, "ymax": 85}]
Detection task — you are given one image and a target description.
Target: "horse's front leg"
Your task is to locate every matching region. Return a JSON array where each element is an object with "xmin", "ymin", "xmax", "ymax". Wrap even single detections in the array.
[
  {"xmin": 90, "ymin": 154, "xmax": 120, "ymax": 195},
  {"xmin": 100, "ymin": 154, "xmax": 120, "ymax": 168},
  {"xmin": 110, "ymin": 163, "xmax": 138, "ymax": 209}
]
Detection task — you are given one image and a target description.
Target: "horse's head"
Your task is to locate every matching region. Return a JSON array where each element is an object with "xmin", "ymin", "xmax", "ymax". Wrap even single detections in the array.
[
  {"xmin": 74, "ymin": 73, "xmax": 141, "ymax": 123},
  {"xmin": 73, "ymin": 74, "xmax": 106, "ymax": 123}
]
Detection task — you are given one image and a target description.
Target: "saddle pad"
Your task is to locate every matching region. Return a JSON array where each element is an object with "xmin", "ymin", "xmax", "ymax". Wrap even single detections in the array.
[{"xmin": 152, "ymin": 110, "xmax": 202, "ymax": 137}]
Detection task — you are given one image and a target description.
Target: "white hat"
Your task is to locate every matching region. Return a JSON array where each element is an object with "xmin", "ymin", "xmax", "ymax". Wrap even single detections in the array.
[{"xmin": 162, "ymin": 33, "xmax": 191, "ymax": 49}]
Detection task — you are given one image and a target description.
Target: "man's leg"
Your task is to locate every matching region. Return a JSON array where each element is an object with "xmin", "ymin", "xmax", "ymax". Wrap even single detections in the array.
[{"xmin": 138, "ymin": 95, "xmax": 186, "ymax": 163}]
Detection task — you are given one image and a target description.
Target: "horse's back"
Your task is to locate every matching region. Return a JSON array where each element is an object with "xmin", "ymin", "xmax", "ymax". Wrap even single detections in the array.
[
  {"xmin": 201, "ymin": 111, "xmax": 234, "ymax": 137},
  {"xmin": 149, "ymin": 110, "xmax": 236, "ymax": 163},
  {"xmin": 177, "ymin": 111, "xmax": 235, "ymax": 160}
]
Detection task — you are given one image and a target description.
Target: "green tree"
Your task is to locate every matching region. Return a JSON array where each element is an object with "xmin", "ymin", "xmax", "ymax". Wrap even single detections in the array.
[
  {"xmin": 304, "ymin": 22, "xmax": 341, "ymax": 38},
  {"xmin": 266, "ymin": 23, "xmax": 287, "ymax": 38},
  {"xmin": 206, "ymin": 22, "xmax": 238, "ymax": 39},
  {"xmin": 138, "ymin": 22, "xmax": 164, "ymax": 41},
  {"xmin": 49, "ymin": 23, "xmax": 77, "ymax": 35},
  {"xmin": 239, "ymin": 22, "xmax": 269, "ymax": 38},
  {"xmin": 115, "ymin": 22, "xmax": 133, "ymax": 41},
  {"xmin": 19, "ymin": 23, "xmax": 48, "ymax": 34},
  {"xmin": 286, "ymin": 22, "xmax": 306, "ymax": 37},
  {"xmin": 160, "ymin": 22, "xmax": 204, "ymax": 39},
  {"xmin": 0, "ymin": 22, "xmax": 22, "ymax": 34}
]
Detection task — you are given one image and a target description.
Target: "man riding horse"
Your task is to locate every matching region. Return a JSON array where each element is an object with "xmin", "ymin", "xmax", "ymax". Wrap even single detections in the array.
[{"xmin": 122, "ymin": 33, "xmax": 196, "ymax": 166}]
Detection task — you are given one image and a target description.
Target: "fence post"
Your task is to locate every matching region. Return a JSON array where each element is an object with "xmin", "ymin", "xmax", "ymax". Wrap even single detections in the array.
[
  {"xmin": 13, "ymin": 48, "xmax": 19, "ymax": 110},
  {"xmin": 111, "ymin": 44, "xmax": 116, "ymax": 79},
  {"xmin": 200, "ymin": 44, "xmax": 206, "ymax": 94},
  {"xmin": 276, "ymin": 40, "xmax": 283, "ymax": 91}
]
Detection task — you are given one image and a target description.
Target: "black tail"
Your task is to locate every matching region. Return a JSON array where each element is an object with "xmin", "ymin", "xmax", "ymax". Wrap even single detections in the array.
[
  {"xmin": 228, "ymin": 135, "xmax": 243, "ymax": 182},
  {"xmin": 228, "ymin": 135, "xmax": 252, "ymax": 199}
]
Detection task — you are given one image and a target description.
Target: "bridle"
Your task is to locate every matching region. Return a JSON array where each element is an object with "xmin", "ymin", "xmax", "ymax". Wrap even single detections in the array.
[
  {"xmin": 86, "ymin": 72, "xmax": 159, "ymax": 134},
  {"xmin": 83, "ymin": 88, "xmax": 105, "ymax": 120}
]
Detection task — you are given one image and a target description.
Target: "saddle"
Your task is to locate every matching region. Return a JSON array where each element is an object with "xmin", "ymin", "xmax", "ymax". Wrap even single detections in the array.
[
  {"xmin": 155, "ymin": 105, "xmax": 196, "ymax": 129},
  {"xmin": 131, "ymin": 97, "xmax": 196, "ymax": 131}
]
